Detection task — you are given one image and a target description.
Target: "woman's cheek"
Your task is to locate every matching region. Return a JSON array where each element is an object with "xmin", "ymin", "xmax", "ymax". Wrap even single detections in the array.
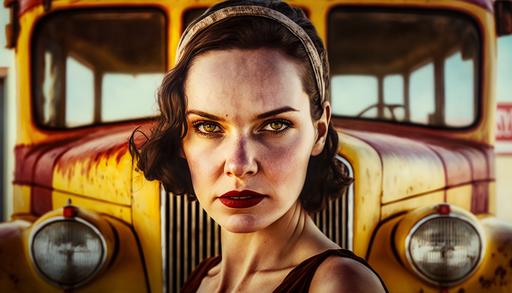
[
  {"xmin": 183, "ymin": 139, "xmax": 223, "ymax": 183},
  {"xmin": 260, "ymin": 135, "xmax": 312, "ymax": 179}
]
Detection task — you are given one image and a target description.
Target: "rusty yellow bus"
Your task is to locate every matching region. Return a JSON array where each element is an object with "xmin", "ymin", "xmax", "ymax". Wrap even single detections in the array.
[{"xmin": 1, "ymin": 0, "xmax": 512, "ymax": 292}]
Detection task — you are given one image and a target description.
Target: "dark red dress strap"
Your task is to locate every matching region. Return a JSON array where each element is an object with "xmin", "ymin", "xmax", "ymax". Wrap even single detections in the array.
[
  {"xmin": 181, "ymin": 256, "xmax": 221, "ymax": 293},
  {"xmin": 272, "ymin": 249, "xmax": 388, "ymax": 293}
]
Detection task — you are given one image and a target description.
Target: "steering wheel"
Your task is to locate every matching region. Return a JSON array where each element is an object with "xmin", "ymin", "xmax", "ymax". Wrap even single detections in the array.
[{"xmin": 356, "ymin": 103, "xmax": 405, "ymax": 121}]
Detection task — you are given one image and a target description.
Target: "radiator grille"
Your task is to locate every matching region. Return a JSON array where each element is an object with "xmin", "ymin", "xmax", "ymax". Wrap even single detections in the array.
[{"xmin": 165, "ymin": 158, "xmax": 353, "ymax": 292}]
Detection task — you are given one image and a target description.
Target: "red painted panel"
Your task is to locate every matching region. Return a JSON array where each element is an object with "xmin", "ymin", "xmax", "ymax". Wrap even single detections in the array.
[
  {"xmin": 427, "ymin": 144, "xmax": 472, "ymax": 186},
  {"xmin": 31, "ymin": 186, "xmax": 52, "ymax": 216},
  {"xmin": 14, "ymin": 123, "xmax": 146, "ymax": 215},
  {"xmin": 55, "ymin": 125, "xmax": 136, "ymax": 174},
  {"xmin": 471, "ymin": 181, "xmax": 489, "ymax": 214},
  {"xmin": 33, "ymin": 138, "xmax": 82, "ymax": 187},
  {"xmin": 18, "ymin": 0, "xmax": 43, "ymax": 16}
]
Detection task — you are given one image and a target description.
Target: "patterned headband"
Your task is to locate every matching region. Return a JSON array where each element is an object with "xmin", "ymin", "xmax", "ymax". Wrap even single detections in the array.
[{"xmin": 176, "ymin": 5, "xmax": 326, "ymax": 102}]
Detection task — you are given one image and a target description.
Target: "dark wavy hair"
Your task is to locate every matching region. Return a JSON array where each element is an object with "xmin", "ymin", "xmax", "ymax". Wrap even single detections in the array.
[{"xmin": 130, "ymin": 0, "xmax": 353, "ymax": 212}]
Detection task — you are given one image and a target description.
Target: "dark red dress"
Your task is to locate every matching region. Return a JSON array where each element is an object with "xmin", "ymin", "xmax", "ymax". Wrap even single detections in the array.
[{"xmin": 181, "ymin": 249, "xmax": 389, "ymax": 292}]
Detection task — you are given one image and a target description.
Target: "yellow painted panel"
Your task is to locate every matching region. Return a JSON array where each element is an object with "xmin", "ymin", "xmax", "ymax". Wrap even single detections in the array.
[
  {"xmin": 488, "ymin": 181, "xmax": 496, "ymax": 216},
  {"xmin": 369, "ymin": 214, "xmax": 512, "ymax": 292},
  {"xmin": 52, "ymin": 191, "xmax": 132, "ymax": 224},
  {"xmin": 381, "ymin": 191, "xmax": 444, "ymax": 221},
  {"xmin": 53, "ymin": 144, "xmax": 133, "ymax": 206},
  {"xmin": 132, "ymin": 170, "xmax": 162, "ymax": 293},
  {"xmin": 13, "ymin": 185, "xmax": 31, "ymax": 215},
  {"xmin": 446, "ymin": 185, "xmax": 472, "ymax": 211},
  {"xmin": 74, "ymin": 217, "xmax": 147, "ymax": 292},
  {"xmin": 496, "ymin": 155, "xmax": 512, "ymax": 221},
  {"xmin": 339, "ymin": 132, "xmax": 382, "ymax": 257}
]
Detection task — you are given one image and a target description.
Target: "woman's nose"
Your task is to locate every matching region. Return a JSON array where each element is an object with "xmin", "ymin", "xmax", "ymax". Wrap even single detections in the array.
[{"xmin": 224, "ymin": 137, "xmax": 258, "ymax": 178}]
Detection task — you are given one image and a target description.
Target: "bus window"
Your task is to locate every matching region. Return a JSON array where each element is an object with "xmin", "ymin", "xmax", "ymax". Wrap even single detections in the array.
[
  {"xmin": 384, "ymin": 75, "xmax": 405, "ymax": 121},
  {"xmin": 66, "ymin": 56, "xmax": 94, "ymax": 127},
  {"xmin": 331, "ymin": 75, "xmax": 377, "ymax": 117},
  {"xmin": 496, "ymin": 36, "xmax": 512, "ymax": 151},
  {"xmin": 32, "ymin": 9, "xmax": 166, "ymax": 128},
  {"xmin": 410, "ymin": 63, "xmax": 434, "ymax": 125},
  {"xmin": 445, "ymin": 51, "xmax": 475, "ymax": 127},
  {"xmin": 328, "ymin": 8, "xmax": 480, "ymax": 128}
]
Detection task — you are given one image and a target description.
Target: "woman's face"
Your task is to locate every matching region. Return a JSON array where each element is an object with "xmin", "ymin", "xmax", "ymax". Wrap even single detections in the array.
[{"xmin": 182, "ymin": 48, "xmax": 327, "ymax": 233}]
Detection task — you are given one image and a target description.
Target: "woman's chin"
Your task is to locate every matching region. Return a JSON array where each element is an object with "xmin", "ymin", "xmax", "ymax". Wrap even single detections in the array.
[{"xmin": 220, "ymin": 214, "xmax": 267, "ymax": 233}]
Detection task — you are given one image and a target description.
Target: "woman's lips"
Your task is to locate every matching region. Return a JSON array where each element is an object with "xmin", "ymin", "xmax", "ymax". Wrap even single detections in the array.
[{"xmin": 218, "ymin": 190, "xmax": 266, "ymax": 208}]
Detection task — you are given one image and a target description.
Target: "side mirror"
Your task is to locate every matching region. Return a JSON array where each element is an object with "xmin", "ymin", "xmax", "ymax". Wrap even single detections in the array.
[{"xmin": 496, "ymin": 0, "xmax": 512, "ymax": 36}]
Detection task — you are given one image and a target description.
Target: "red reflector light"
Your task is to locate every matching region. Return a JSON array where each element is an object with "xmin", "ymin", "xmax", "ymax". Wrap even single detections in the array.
[
  {"xmin": 63, "ymin": 206, "xmax": 78, "ymax": 218},
  {"xmin": 436, "ymin": 204, "xmax": 451, "ymax": 215}
]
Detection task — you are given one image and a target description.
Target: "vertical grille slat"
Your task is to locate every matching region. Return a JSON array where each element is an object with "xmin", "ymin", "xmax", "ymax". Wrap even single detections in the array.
[
  {"xmin": 170, "ymin": 195, "xmax": 177, "ymax": 292},
  {"xmin": 201, "ymin": 211, "xmax": 207, "ymax": 259},
  {"xmin": 186, "ymin": 199, "xmax": 192, "ymax": 276},
  {"xmin": 165, "ymin": 156, "xmax": 354, "ymax": 291},
  {"xmin": 194, "ymin": 202, "xmax": 200, "ymax": 269}
]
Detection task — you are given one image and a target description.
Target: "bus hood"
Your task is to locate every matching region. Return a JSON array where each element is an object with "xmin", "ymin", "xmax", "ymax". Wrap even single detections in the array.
[
  {"xmin": 341, "ymin": 129, "xmax": 494, "ymax": 211},
  {"xmin": 14, "ymin": 124, "xmax": 141, "ymax": 214}
]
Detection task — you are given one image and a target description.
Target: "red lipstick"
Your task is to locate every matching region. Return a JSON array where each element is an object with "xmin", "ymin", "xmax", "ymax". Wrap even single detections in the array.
[{"xmin": 218, "ymin": 190, "xmax": 266, "ymax": 208}]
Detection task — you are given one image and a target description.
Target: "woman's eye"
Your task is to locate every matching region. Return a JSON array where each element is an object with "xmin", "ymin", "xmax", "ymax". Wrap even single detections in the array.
[
  {"xmin": 193, "ymin": 121, "xmax": 222, "ymax": 135},
  {"xmin": 262, "ymin": 120, "xmax": 291, "ymax": 132}
]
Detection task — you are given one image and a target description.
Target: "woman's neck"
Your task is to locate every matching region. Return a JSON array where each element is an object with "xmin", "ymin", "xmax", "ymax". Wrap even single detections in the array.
[{"xmin": 214, "ymin": 202, "xmax": 338, "ymax": 291}]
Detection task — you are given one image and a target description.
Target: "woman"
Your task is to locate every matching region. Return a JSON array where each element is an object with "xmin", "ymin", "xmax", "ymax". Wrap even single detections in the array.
[{"xmin": 132, "ymin": 0, "xmax": 388, "ymax": 291}]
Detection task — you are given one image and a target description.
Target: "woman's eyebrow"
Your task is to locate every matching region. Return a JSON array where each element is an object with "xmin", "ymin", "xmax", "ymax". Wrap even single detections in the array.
[
  {"xmin": 186, "ymin": 110, "xmax": 226, "ymax": 122},
  {"xmin": 256, "ymin": 106, "xmax": 298, "ymax": 119}
]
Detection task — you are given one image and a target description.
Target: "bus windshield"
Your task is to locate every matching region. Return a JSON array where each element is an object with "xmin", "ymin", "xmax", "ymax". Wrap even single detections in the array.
[
  {"xmin": 328, "ymin": 8, "xmax": 481, "ymax": 128},
  {"xmin": 32, "ymin": 8, "xmax": 166, "ymax": 128}
]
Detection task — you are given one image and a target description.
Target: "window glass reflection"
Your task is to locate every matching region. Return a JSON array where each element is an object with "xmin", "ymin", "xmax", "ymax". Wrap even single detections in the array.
[
  {"xmin": 328, "ymin": 9, "xmax": 480, "ymax": 128},
  {"xmin": 33, "ymin": 9, "xmax": 166, "ymax": 128},
  {"xmin": 331, "ymin": 75, "xmax": 377, "ymax": 117},
  {"xmin": 445, "ymin": 52, "xmax": 474, "ymax": 126},
  {"xmin": 410, "ymin": 63, "xmax": 434, "ymax": 124},
  {"xmin": 66, "ymin": 56, "xmax": 94, "ymax": 127}
]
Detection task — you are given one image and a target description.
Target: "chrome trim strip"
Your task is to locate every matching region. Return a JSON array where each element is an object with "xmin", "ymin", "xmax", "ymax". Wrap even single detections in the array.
[
  {"xmin": 336, "ymin": 155, "xmax": 354, "ymax": 251},
  {"xmin": 160, "ymin": 186, "xmax": 168, "ymax": 293},
  {"xmin": 28, "ymin": 216, "xmax": 108, "ymax": 289},
  {"xmin": 404, "ymin": 211, "xmax": 486, "ymax": 287}
]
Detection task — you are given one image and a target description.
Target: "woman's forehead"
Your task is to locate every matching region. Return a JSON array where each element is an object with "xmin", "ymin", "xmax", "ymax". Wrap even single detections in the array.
[
  {"xmin": 184, "ymin": 48, "xmax": 309, "ymax": 117},
  {"xmin": 187, "ymin": 48, "xmax": 301, "ymax": 79}
]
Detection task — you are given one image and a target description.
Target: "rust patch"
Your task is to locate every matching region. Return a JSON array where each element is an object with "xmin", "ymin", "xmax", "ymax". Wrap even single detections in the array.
[
  {"xmin": 479, "ymin": 276, "xmax": 493, "ymax": 289},
  {"xmin": 496, "ymin": 266, "xmax": 507, "ymax": 280},
  {"xmin": 478, "ymin": 265, "xmax": 511, "ymax": 289},
  {"xmin": 54, "ymin": 124, "xmax": 137, "ymax": 173}
]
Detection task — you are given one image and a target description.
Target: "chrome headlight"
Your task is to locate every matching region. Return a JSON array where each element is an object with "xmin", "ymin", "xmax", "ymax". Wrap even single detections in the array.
[
  {"xmin": 395, "ymin": 204, "xmax": 485, "ymax": 287},
  {"xmin": 29, "ymin": 205, "xmax": 115, "ymax": 288}
]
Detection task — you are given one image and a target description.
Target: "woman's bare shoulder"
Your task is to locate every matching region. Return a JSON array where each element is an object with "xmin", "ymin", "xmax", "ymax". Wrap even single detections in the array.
[{"xmin": 309, "ymin": 255, "xmax": 386, "ymax": 293}]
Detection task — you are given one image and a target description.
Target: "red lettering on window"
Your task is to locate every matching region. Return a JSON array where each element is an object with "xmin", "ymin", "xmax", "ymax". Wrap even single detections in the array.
[{"xmin": 497, "ymin": 103, "xmax": 512, "ymax": 141}]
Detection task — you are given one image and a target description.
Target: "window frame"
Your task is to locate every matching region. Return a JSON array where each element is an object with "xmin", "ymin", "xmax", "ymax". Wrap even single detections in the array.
[
  {"xmin": 327, "ymin": 6, "xmax": 484, "ymax": 131},
  {"xmin": 30, "ymin": 6, "xmax": 169, "ymax": 131}
]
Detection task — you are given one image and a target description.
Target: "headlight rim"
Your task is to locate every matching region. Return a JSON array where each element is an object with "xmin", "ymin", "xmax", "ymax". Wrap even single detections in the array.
[
  {"xmin": 29, "ymin": 215, "xmax": 109, "ymax": 289},
  {"xmin": 404, "ymin": 211, "xmax": 485, "ymax": 287}
]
